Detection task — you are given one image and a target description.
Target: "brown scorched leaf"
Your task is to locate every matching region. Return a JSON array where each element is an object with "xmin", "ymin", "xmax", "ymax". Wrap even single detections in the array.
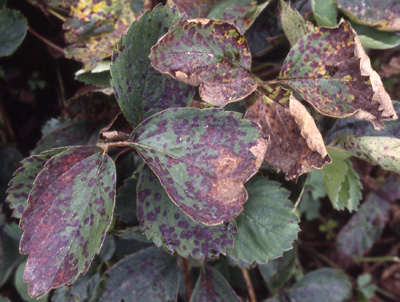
[
  {"xmin": 244, "ymin": 88, "xmax": 331, "ymax": 180},
  {"xmin": 19, "ymin": 146, "xmax": 116, "ymax": 297},
  {"xmin": 130, "ymin": 108, "xmax": 266, "ymax": 226},
  {"xmin": 149, "ymin": 19, "xmax": 257, "ymax": 106},
  {"xmin": 279, "ymin": 21, "xmax": 398, "ymax": 130},
  {"xmin": 63, "ymin": 0, "xmax": 136, "ymax": 69}
]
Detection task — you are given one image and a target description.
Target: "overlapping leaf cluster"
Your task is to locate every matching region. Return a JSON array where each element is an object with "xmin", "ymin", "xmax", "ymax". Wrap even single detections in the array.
[{"xmin": 3, "ymin": 0, "xmax": 400, "ymax": 301}]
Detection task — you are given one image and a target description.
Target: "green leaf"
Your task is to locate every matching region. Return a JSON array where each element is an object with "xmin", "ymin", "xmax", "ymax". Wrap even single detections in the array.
[
  {"xmin": 111, "ymin": 5, "xmax": 194, "ymax": 127},
  {"xmin": 33, "ymin": 118, "xmax": 101, "ymax": 154},
  {"xmin": 190, "ymin": 265, "xmax": 242, "ymax": 302},
  {"xmin": 337, "ymin": 0, "xmax": 400, "ymax": 32},
  {"xmin": 19, "ymin": 146, "xmax": 116, "ymax": 297},
  {"xmin": 64, "ymin": 0, "xmax": 136, "ymax": 69},
  {"xmin": 137, "ymin": 165, "xmax": 236, "ymax": 260},
  {"xmin": 266, "ymin": 268, "xmax": 352, "ymax": 302},
  {"xmin": 15, "ymin": 261, "xmax": 48, "ymax": 302},
  {"xmin": 150, "ymin": 19, "xmax": 257, "ymax": 106},
  {"xmin": 0, "ymin": 9, "xmax": 27, "ymax": 57},
  {"xmin": 337, "ymin": 193, "xmax": 390, "ymax": 258},
  {"xmin": 0, "ymin": 145, "xmax": 23, "ymax": 203},
  {"xmin": 245, "ymin": 90, "xmax": 330, "ymax": 180},
  {"xmin": 311, "ymin": 0, "xmax": 338, "ymax": 27},
  {"xmin": 114, "ymin": 175, "xmax": 138, "ymax": 224},
  {"xmin": 130, "ymin": 108, "xmax": 266, "ymax": 225},
  {"xmin": 279, "ymin": 22, "xmax": 398, "ymax": 130},
  {"xmin": 227, "ymin": 177, "xmax": 299, "ymax": 264},
  {"xmin": 280, "ymin": 0, "xmax": 309, "ymax": 47},
  {"xmin": 6, "ymin": 148, "xmax": 68, "ymax": 219},
  {"xmin": 351, "ymin": 22, "xmax": 400, "ymax": 50},
  {"xmin": 75, "ymin": 61, "xmax": 111, "ymax": 87},
  {"xmin": 320, "ymin": 147, "xmax": 362, "ymax": 211},
  {"xmin": 102, "ymin": 246, "xmax": 179, "ymax": 302},
  {"xmin": 334, "ymin": 134, "xmax": 400, "ymax": 173},
  {"xmin": 299, "ymin": 170, "xmax": 326, "ymax": 221},
  {"xmin": 258, "ymin": 248, "xmax": 296, "ymax": 292}
]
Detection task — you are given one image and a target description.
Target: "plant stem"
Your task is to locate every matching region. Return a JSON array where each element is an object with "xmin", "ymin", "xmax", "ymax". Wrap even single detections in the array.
[
  {"xmin": 28, "ymin": 27, "xmax": 65, "ymax": 55},
  {"xmin": 241, "ymin": 268, "xmax": 256, "ymax": 302},
  {"xmin": 183, "ymin": 258, "xmax": 192, "ymax": 301},
  {"xmin": 354, "ymin": 256, "xmax": 400, "ymax": 263}
]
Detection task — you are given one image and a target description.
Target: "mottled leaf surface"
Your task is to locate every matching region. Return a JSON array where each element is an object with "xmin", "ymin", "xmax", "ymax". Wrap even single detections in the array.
[
  {"xmin": 130, "ymin": 108, "xmax": 266, "ymax": 225},
  {"xmin": 102, "ymin": 246, "xmax": 179, "ymax": 302},
  {"xmin": 0, "ymin": 8, "xmax": 27, "ymax": 57},
  {"xmin": 6, "ymin": 148, "xmax": 67, "ymax": 219},
  {"xmin": 150, "ymin": 19, "xmax": 257, "ymax": 106},
  {"xmin": 337, "ymin": 193, "xmax": 391, "ymax": 258},
  {"xmin": 190, "ymin": 265, "xmax": 242, "ymax": 302},
  {"xmin": 111, "ymin": 5, "xmax": 194, "ymax": 126},
  {"xmin": 258, "ymin": 249, "xmax": 296, "ymax": 292},
  {"xmin": 320, "ymin": 148, "xmax": 362, "ymax": 211},
  {"xmin": 337, "ymin": 0, "xmax": 400, "ymax": 31},
  {"xmin": 227, "ymin": 177, "xmax": 299, "ymax": 264},
  {"xmin": 280, "ymin": 0, "xmax": 309, "ymax": 47},
  {"xmin": 64, "ymin": 0, "xmax": 136, "ymax": 68},
  {"xmin": 167, "ymin": 0, "xmax": 218, "ymax": 18},
  {"xmin": 33, "ymin": 118, "xmax": 101, "ymax": 154},
  {"xmin": 15, "ymin": 261, "xmax": 48, "ymax": 302},
  {"xmin": 245, "ymin": 90, "xmax": 330, "ymax": 180},
  {"xmin": 137, "ymin": 165, "xmax": 236, "ymax": 259},
  {"xmin": 266, "ymin": 268, "xmax": 352, "ymax": 302},
  {"xmin": 19, "ymin": 146, "xmax": 116, "ymax": 297},
  {"xmin": 279, "ymin": 22, "xmax": 398, "ymax": 129}
]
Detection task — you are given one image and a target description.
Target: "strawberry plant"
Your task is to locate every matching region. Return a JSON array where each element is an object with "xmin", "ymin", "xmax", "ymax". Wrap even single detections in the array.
[{"xmin": 1, "ymin": 0, "xmax": 400, "ymax": 301}]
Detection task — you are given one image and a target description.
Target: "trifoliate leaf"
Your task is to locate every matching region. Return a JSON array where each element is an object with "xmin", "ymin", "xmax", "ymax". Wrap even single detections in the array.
[
  {"xmin": 227, "ymin": 177, "xmax": 299, "ymax": 264},
  {"xmin": 150, "ymin": 19, "xmax": 257, "ymax": 106},
  {"xmin": 19, "ymin": 146, "xmax": 116, "ymax": 297},
  {"xmin": 137, "ymin": 165, "xmax": 236, "ymax": 260},
  {"xmin": 130, "ymin": 108, "xmax": 266, "ymax": 226}
]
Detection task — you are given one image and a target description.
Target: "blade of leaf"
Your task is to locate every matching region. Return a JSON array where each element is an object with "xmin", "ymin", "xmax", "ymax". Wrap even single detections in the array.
[
  {"xmin": 190, "ymin": 265, "xmax": 242, "ymax": 302},
  {"xmin": 102, "ymin": 246, "xmax": 179, "ymax": 302},
  {"xmin": 244, "ymin": 90, "xmax": 330, "ymax": 180},
  {"xmin": 280, "ymin": 0, "xmax": 310, "ymax": 47},
  {"xmin": 137, "ymin": 165, "xmax": 236, "ymax": 260},
  {"xmin": 130, "ymin": 107, "xmax": 267, "ymax": 225},
  {"xmin": 311, "ymin": 0, "xmax": 338, "ymax": 27},
  {"xmin": 279, "ymin": 22, "xmax": 398, "ymax": 130},
  {"xmin": 0, "ymin": 8, "xmax": 27, "ymax": 57},
  {"xmin": 227, "ymin": 177, "xmax": 299, "ymax": 264},
  {"xmin": 6, "ymin": 148, "xmax": 68, "ymax": 219},
  {"xmin": 149, "ymin": 19, "xmax": 257, "ymax": 106},
  {"xmin": 114, "ymin": 175, "xmax": 138, "ymax": 224},
  {"xmin": 19, "ymin": 146, "xmax": 116, "ymax": 297},
  {"xmin": 110, "ymin": 4, "xmax": 194, "ymax": 127}
]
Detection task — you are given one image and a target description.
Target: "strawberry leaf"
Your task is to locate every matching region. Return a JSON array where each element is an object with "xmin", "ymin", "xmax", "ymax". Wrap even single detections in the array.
[
  {"xmin": 0, "ymin": 8, "xmax": 27, "ymax": 57},
  {"xmin": 279, "ymin": 22, "xmax": 398, "ymax": 129},
  {"xmin": 19, "ymin": 146, "xmax": 116, "ymax": 297},
  {"xmin": 227, "ymin": 177, "xmax": 299, "ymax": 264},
  {"xmin": 150, "ymin": 19, "xmax": 257, "ymax": 106},
  {"xmin": 190, "ymin": 265, "xmax": 242, "ymax": 302},
  {"xmin": 111, "ymin": 5, "xmax": 194, "ymax": 127},
  {"xmin": 102, "ymin": 246, "xmax": 179, "ymax": 302},
  {"xmin": 6, "ymin": 148, "xmax": 68, "ymax": 219},
  {"xmin": 130, "ymin": 107, "xmax": 266, "ymax": 225},
  {"xmin": 137, "ymin": 165, "xmax": 236, "ymax": 260}
]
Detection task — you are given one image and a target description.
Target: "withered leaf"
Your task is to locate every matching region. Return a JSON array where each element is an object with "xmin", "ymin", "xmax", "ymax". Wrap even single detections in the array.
[
  {"xmin": 279, "ymin": 22, "xmax": 398, "ymax": 130},
  {"xmin": 19, "ymin": 146, "xmax": 116, "ymax": 297},
  {"xmin": 149, "ymin": 19, "xmax": 257, "ymax": 106},
  {"xmin": 244, "ymin": 88, "xmax": 330, "ymax": 180},
  {"xmin": 130, "ymin": 108, "xmax": 266, "ymax": 225}
]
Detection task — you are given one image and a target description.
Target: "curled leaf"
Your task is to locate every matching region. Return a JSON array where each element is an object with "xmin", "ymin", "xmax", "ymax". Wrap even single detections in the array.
[
  {"xmin": 150, "ymin": 19, "xmax": 257, "ymax": 106},
  {"xmin": 279, "ymin": 22, "xmax": 398, "ymax": 129}
]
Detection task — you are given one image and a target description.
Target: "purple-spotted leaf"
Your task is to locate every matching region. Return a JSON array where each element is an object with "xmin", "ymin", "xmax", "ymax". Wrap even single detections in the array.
[
  {"xmin": 137, "ymin": 165, "xmax": 236, "ymax": 259},
  {"xmin": 102, "ymin": 246, "xmax": 179, "ymax": 302},
  {"xmin": 149, "ymin": 19, "xmax": 257, "ymax": 106},
  {"xmin": 279, "ymin": 22, "xmax": 398, "ymax": 130},
  {"xmin": 130, "ymin": 107, "xmax": 266, "ymax": 225},
  {"xmin": 19, "ymin": 146, "xmax": 116, "ymax": 297},
  {"xmin": 111, "ymin": 5, "xmax": 194, "ymax": 127},
  {"xmin": 245, "ymin": 89, "xmax": 330, "ymax": 180},
  {"xmin": 337, "ymin": 0, "xmax": 400, "ymax": 32},
  {"xmin": 190, "ymin": 265, "xmax": 242, "ymax": 302},
  {"xmin": 6, "ymin": 148, "xmax": 67, "ymax": 219},
  {"xmin": 63, "ymin": 0, "xmax": 136, "ymax": 69}
]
